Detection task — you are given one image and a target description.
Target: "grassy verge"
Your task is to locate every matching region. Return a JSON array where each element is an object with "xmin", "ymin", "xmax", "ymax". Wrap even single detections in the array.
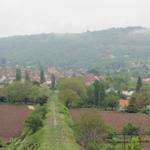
[{"xmin": 4, "ymin": 93, "xmax": 82, "ymax": 150}]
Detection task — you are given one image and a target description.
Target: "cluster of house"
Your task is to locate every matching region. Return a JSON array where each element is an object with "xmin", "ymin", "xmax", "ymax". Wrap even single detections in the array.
[
  {"xmin": 0, "ymin": 67, "xmax": 101, "ymax": 85},
  {"xmin": 1, "ymin": 66, "xmax": 145, "ymax": 111}
]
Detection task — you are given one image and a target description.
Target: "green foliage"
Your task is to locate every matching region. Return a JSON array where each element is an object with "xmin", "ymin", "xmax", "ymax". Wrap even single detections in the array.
[
  {"xmin": 16, "ymin": 68, "xmax": 22, "ymax": 81},
  {"xmin": 122, "ymin": 123, "xmax": 140, "ymax": 135},
  {"xmin": 58, "ymin": 77, "xmax": 87, "ymax": 107},
  {"xmin": 75, "ymin": 109, "xmax": 107, "ymax": 147},
  {"xmin": 25, "ymin": 113, "xmax": 43, "ymax": 133},
  {"xmin": 3, "ymin": 81, "xmax": 49, "ymax": 104},
  {"xmin": 136, "ymin": 76, "xmax": 142, "ymax": 93},
  {"xmin": 40, "ymin": 69, "xmax": 45, "ymax": 83},
  {"xmin": 127, "ymin": 137, "xmax": 142, "ymax": 150},
  {"xmin": 25, "ymin": 70, "xmax": 30, "ymax": 81},
  {"xmin": 25, "ymin": 105, "xmax": 47, "ymax": 133},
  {"xmin": 1, "ymin": 27, "xmax": 150, "ymax": 75},
  {"xmin": 127, "ymin": 93, "xmax": 139, "ymax": 113},
  {"xmin": 59, "ymin": 89, "xmax": 79, "ymax": 108},
  {"xmin": 93, "ymin": 80, "xmax": 105, "ymax": 107},
  {"xmin": 103, "ymin": 94, "xmax": 118, "ymax": 110},
  {"xmin": 137, "ymin": 85, "xmax": 150, "ymax": 108},
  {"xmin": 86, "ymin": 85, "xmax": 95, "ymax": 106},
  {"xmin": 51, "ymin": 74, "xmax": 56, "ymax": 90}
]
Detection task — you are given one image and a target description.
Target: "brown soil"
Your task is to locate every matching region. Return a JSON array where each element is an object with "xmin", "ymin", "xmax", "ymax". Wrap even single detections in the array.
[{"xmin": 0, "ymin": 104, "xmax": 32, "ymax": 141}]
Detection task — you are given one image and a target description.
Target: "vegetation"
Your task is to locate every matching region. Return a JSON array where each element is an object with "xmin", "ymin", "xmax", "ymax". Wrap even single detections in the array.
[
  {"xmin": 40, "ymin": 69, "xmax": 45, "ymax": 83},
  {"xmin": 16, "ymin": 68, "xmax": 22, "ymax": 81},
  {"xmin": 103, "ymin": 94, "xmax": 118, "ymax": 110},
  {"xmin": 1, "ymin": 27, "xmax": 150, "ymax": 76},
  {"xmin": 58, "ymin": 77, "xmax": 87, "ymax": 108},
  {"xmin": 0, "ymin": 81, "xmax": 49, "ymax": 104},
  {"xmin": 127, "ymin": 137, "xmax": 142, "ymax": 150},
  {"xmin": 5, "ymin": 94, "xmax": 81, "ymax": 150},
  {"xmin": 75, "ymin": 109, "xmax": 107, "ymax": 147},
  {"xmin": 25, "ymin": 105, "xmax": 47, "ymax": 133},
  {"xmin": 122, "ymin": 123, "xmax": 140, "ymax": 136}
]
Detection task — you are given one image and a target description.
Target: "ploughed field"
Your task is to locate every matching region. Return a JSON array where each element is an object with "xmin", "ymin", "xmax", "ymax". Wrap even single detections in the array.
[
  {"xmin": 70, "ymin": 108, "xmax": 150, "ymax": 131},
  {"xmin": 0, "ymin": 104, "xmax": 32, "ymax": 141},
  {"xmin": 70, "ymin": 108, "xmax": 150, "ymax": 150}
]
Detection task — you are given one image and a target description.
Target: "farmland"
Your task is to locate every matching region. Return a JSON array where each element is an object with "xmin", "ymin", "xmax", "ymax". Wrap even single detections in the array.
[
  {"xmin": 70, "ymin": 108, "xmax": 150, "ymax": 150},
  {"xmin": 70, "ymin": 108, "xmax": 150, "ymax": 132},
  {"xmin": 0, "ymin": 104, "xmax": 32, "ymax": 141}
]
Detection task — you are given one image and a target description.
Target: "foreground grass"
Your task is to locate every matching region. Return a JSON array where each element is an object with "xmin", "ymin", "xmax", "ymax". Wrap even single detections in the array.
[{"xmin": 5, "ymin": 93, "xmax": 82, "ymax": 150}]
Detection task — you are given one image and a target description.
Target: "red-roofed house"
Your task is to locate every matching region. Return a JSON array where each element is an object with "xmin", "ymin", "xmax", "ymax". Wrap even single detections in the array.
[{"xmin": 119, "ymin": 99, "xmax": 129, "ymax": 111}]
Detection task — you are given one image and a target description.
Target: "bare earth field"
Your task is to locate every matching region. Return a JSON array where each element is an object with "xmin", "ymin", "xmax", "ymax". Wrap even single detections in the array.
[
  {"xmin": 70, "ymin": 108, "xmax": 150, "ymax": 150},
  {"xmin": 0, "ymin": 104, "xmax": 32, "ymax": 141}
]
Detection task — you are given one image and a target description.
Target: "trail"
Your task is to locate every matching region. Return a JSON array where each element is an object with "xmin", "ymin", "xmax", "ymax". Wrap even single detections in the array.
[{"xmin": 48, "ymin": 94, "xmax": 83, "ymax": 150}]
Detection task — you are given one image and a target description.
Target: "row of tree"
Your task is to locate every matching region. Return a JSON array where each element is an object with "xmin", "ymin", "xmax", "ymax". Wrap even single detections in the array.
[
  {"xmin": 57, "ymin": 77, "xmax": 119, "ymax": 110},
  {"xmin": 0, "ymin": 81, "xmax": 50, "ymax": 105},
  {"xmin": 16, "ymin": 68, "xmax": 56, "ymax": 86}
]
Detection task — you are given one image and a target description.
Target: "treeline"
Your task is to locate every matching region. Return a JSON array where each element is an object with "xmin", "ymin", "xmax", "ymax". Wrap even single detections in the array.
[
  {"xmin": 58, "ymin": 76, "xmax": 150, "ymax": 113},
  {"xmin": 0, "ymin": 81, "xmax": 50, "ymax": 105},
  {"xmin": 58, "ymin": 77, "xmax": 120, "ymax": 110}
]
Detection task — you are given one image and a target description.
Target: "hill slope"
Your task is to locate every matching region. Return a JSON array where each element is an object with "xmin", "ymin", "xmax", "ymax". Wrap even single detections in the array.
[{"xmin": 0, "ymin": 27, "xmax": 150, "ymax": 72}]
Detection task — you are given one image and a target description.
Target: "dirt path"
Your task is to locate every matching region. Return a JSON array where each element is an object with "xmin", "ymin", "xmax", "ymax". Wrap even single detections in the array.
[
  {"xmin": 53, "ymin": 102, "xmax": 57, "ymax": 126},
  {"xmin": 48, "ymin": 94, "xmax": 82, "ymax": 150}
]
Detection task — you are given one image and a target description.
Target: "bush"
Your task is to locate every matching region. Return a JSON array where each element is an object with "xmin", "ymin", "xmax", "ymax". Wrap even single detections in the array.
[
  {"xmin": 122, "ymin": 123, "xmax": 140, "ymax": 136},
  {"xmin": 25, "ymin": 105, "xmax": 47, "ymax": 133},
  {"xmin": 25, "ymin": 114, "xmax": 43, "ymax": 133},
  {"xmin": 75, "ymin": 110, "xmax": 107, "ymax": 147},
  {"xmin": 127, "ymin": 137, "xmax": 142, "ymax": 150},
  {"xmin": 33, "ymin": 105, "xmax": 48, "ymax": 119}
]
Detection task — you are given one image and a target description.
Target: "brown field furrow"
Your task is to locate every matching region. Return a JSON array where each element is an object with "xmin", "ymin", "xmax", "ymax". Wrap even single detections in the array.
[
  {"xmin": 0, "ymin": 104, "xmax": 32, "ymax": 141},
  {"xmin": 70, "ymin": 108, "xmax": 150, "ymax": 150}
]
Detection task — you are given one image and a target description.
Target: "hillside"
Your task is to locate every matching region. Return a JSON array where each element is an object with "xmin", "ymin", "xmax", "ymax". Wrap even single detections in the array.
[{"xmin": 0, "ymin": 27, "xmax": 150, "ymax": 72}]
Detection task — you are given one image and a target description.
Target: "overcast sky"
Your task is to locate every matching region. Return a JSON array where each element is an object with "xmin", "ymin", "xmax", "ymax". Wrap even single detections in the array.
[{"xmin": 0, "ymin": 0, "xmax": 149, "ymax": 37}]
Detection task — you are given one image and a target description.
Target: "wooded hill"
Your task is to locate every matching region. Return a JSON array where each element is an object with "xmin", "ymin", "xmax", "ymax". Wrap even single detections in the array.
[{"xmin": 0, "ymin": 27, "xmax": 150, "ymax": 73}]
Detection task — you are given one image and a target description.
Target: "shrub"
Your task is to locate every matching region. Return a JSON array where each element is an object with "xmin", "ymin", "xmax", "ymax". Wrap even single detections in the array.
[
  {"xmin": 25, "ymin": 113, "xmax": 43, "ymax": 133},
  {"xmin": 122, "ymin": 123, "xmax": 140, "ymax": 136},
  {"xmin": 75, "ymin": 110, "xmax": 107, "ymax": 147},
  {"xmin": 127, "ymin": 137, "xmax": 142, "ymax": 150}
]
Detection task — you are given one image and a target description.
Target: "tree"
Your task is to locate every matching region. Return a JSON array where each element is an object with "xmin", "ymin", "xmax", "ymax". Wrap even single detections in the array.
[
  {"xmin": 25, "ymin": 113, "xmax": 43, "ymax": 133},
  {"xmin": 93, "ymin": 80, "xmax": 105, "ymax": 107},
  {"xmin": 137, "ymin": 85, "xmax": 150, "ymax": 108},
  {"xmin": 40, "ymin": 69, "xmax": 45, "ymax": 83},
  {"xmin": 58, "ymin": 77, "xmax": 87, "ymax": 107},
  {"xmin": 127, "ymin": 93, "xmax": 139, "ymax": 113},
  {"xmin": 51, "ymin": 73, "xmax": 56, "ymax": 90},
  {"xmin": 122, "ymin": 123, "xmax": 140, "ymax": 136},
  {"xmin": 16, "ymin": 68, "xmax": 22, "ymax": 81},
  {"xmin": 127, "ymin": 137, "xmax": 142, "ymax": 150},
  {"xmin": 5, "ymin": 81, "xmax": 32, "ymax": 103},
  {"xmin": 136, "ymin": 76, "xmax": 142, "ymax": 93},
  {"xmin": 25, "ymin": 70, "xmax": 30, "ymax": 81},
  {"xmin": 59, "ymin": 89, "xmax": 79, "ymax": 108},
  {"xmin": 75, "ymin": 110, "xmax": 107, "ymax": 147},
  {"xmin": 103, "ymin": 94, "xmax": 118, "ymax": 110},
  {"xmin": 86, "ymin": 85, "xmax": 95, "ymax": 106}
]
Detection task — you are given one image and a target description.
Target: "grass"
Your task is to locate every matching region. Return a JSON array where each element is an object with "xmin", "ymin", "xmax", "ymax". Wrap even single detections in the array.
[{"xmin": 4, "ymin": 93, "xmax": 82, "ymax": 150}]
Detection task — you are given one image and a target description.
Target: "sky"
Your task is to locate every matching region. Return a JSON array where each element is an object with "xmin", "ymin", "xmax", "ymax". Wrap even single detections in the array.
[{"xmin": 0, "ymin": 0, "xmax": 149, "ymax": 37}]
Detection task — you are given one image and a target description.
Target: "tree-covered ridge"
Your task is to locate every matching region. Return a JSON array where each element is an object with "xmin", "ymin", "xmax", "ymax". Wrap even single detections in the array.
[{"xmin": 0, "ymin": 27, "xmax": 150, "ymax": 72}]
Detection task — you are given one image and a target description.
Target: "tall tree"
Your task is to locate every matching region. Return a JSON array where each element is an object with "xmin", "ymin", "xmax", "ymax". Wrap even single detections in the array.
[
  {"xmin": 136, "ymin": 76, "xmax": 142, "ymax": 93},
  {"xmin": 93, "ymin": 80, "xmax": 105, "ymax": 107},
  {"xmin": 25, "ymin": 70, "xmax": 30, "ymax": 81},
  {"xmin": 51, "ymin": 73, "xmax": 56, "ymax": 90},
  {"xmin": 40, "ymin": 69, "xmax": 45, "ymax": 83},
  {"xmin": 16, "ymin": 68, "xmax": 22, "ymax": 81}
]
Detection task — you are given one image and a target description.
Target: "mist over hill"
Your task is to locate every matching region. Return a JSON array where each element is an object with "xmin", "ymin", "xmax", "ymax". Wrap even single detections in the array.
[{"xmin": 0, "ymin": 27, "xmax": 150, "ymax": 73}]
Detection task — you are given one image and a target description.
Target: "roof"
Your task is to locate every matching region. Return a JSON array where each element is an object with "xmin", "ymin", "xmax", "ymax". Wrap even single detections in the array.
[{"xmin": 119, "ymin": 99, "xmax": 129, "ymax": 108}]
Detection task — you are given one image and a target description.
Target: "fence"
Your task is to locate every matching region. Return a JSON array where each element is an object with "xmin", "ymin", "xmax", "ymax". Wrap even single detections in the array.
[{"xmin": 108, "ymin": 133, "xmax": 150, "ymax": 150}]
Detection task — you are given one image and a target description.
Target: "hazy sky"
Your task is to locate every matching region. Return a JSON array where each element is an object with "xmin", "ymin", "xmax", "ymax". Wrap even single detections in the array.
[{"xmin": 0, "ymin": 0, "xmax": 149, "ymax": 37}]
